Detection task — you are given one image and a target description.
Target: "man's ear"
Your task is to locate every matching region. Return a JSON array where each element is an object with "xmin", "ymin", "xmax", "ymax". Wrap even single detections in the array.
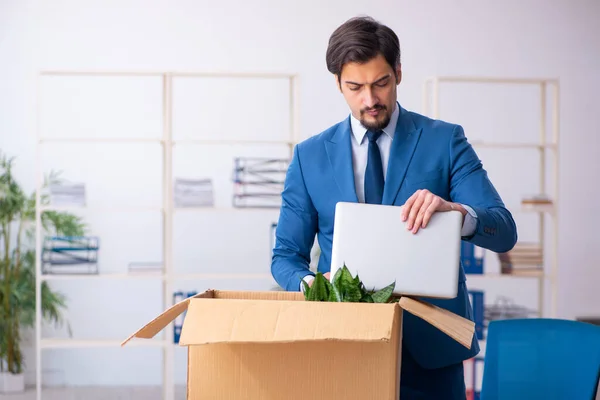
[{"xmin": 395, "ymin": 64, "xmax": 402, "ymax": 85}]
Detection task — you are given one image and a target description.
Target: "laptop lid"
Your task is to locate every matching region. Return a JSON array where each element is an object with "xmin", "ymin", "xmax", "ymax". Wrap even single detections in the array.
[{"xmin": 329, "ymin": 202, "xmax": 463, "ymax": 299}]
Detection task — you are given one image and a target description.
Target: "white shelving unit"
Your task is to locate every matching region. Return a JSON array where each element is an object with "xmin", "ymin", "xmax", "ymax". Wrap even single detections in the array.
[
  {"xmin": 422, "ymin": 75, "xmax": 560, "ymax": 318},
  {"xmin": 34, "ymin": 71, "xmax": 299, "ymax": 400}
]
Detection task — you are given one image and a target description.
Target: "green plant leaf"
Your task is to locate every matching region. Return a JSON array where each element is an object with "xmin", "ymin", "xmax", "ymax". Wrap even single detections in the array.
[
  {"xmin": 372, "ymin": 282, "xmax": 396, "ymax": 303},
  {"xmin": 301, "ymin": 279, "xmax": 311, "ymax": 300},
  {"xmin": 339, "ymin": 264, "xmax": 355, "ymax": 288},
  {"xmin": 361, "ymin": 293, "xmax": 374, "ymax": 303},
  {"xmin": 310, "ymin": 273, "xmax": 328, "ymax": 301},
  {"xmin": 325, "ymin": 279, "xmax": 340, "ymax": 302},
  {"xmin": 343, "ymin": 285, "xmax": 363, "ymax": 302},
  {"xmin": 332, "ymin": 265, "xmax": 343, "ymax": 284}
]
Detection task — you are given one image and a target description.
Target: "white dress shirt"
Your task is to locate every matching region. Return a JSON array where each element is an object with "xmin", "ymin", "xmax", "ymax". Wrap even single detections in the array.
[{"xmin": 300, "ymin": 105, "xmax": 477, "ymax": 290}]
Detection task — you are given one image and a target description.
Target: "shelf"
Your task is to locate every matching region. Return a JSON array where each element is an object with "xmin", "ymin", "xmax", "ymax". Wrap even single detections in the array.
[
  {"xmin": 467, "ymin": 270, "xmax": 546, "ymax": 278},
  {"xmin": 37, "ymin": 138, "xmax": 295, "ymax": 145},
  {"xmin": 40, "ymin": 338, "xmax": 167, "ymax": 349},
  {"xmin": 34, "ymin": 68, "xmax": 301, "ymax": 400},
  {"xmin": 424, "ymin": 76, "xmax": 558, "ymax": 85},
  {"xmin": 38, "ymin": 137, "xmax": 163, "ymax": 144},
  {"xmin": 41, "ymin": 272, "xmax": 165, "ymax": 281},
  {"xmin": 39, "ymin": 70, "xmax": 296, "ymax": 79},
  {"xmin": 173, "ymin": 273, "xmax": 273, "ymax": 280},
  {"xmin": 40, "ymin": 205, "xmax": 164, "ymax": 213},
  {"xmin": 520, "ymin": 203, "xmax": 555, "ymax": 214},
  {"xmin": 470, "ymin": 141, "xmax": 557, "ymax": 150},
  {"xmin": 173, "ymin": 138, "xmax": 294, "ymax": 146},
  {"xmin": 41, "ymin": 205, "xmax": 283, "ymax": 213},
  {"xmin": 174, "ymin": 206, "xmax": 280, "ymax": 213}
]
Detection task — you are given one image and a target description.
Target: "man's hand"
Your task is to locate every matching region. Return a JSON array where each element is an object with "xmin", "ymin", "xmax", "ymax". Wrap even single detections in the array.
[
  {"xmin": 308, "ymin": 272, "xmax": 330, "ymax": 287},
  {"xmin": 401, "ymin": 189, "xmax": 467, "ymax": 234}
]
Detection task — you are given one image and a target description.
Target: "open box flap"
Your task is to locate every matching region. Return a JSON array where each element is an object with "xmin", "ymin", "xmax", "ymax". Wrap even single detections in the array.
[
  {"xmin": 120, "ymin": 290, "xmax": 214, "ymax": 346},
  {"xmin": 399, "ymin": 297, "xmax": 474, "ymax": 349},
  {"xmin": 179, "ymin": 298, "xmax": 400, "ymax": 345}
]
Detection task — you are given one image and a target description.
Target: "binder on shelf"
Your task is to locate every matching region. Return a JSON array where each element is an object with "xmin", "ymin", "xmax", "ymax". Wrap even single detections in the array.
[
  {"xmin": 232, "ymin": 157, "xmax": 289, "ymax": 208},
  {"xmin": 469, "ymin": 290, "xmax": 485, "ymax": 340},
  {"xmin": 41, "ymin": 236, "xmax": 99, "ymax": 275},
  {"xmin": 270, "ymin": 222, "xmax": 277, "ymax": 251},
  {"xmin": 173, "ymin": 291, "xmax": 185, "ymax": 344},
  {"xmin": 461, "ymin": 241, "xmax": 484, "ymax": 274},
  {"xmin": 464, "ymin": 355, "xmax": 484, "ymax": 400},
  {"xmin": 173, "ymin": 291, "xmax": 199, "ymax": 344}
]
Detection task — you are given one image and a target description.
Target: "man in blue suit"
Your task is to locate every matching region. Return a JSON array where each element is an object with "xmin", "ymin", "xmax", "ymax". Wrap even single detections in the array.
[{"xmin": 271, "ymin": 15, "xmax": 517, "ymax": 399}]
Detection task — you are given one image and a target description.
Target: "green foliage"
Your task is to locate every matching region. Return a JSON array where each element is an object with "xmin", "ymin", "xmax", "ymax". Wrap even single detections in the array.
[
  {"xmin": 302, "ymin": 264, "xmax": 397, "ymax": 304},
  {"xmin": 0, "ymin": 152, "xmax": 84, "ymax": 375}
]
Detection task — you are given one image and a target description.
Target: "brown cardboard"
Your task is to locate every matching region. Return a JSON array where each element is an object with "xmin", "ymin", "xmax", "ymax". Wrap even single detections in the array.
[{"xmin": 122, "ymin": 290, "xmax": 474, "ymax": 400}]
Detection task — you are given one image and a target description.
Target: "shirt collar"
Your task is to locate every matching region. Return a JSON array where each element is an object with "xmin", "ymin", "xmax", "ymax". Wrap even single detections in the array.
[{"xmin": 350, "ymin": 102, "xmax": 400, "ymax": 144}]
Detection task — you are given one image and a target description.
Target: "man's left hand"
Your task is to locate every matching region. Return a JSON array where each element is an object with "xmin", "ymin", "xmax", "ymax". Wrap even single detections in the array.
[{"xmin": 401, "ymin": 189, "xmax": 467, "ymax": 234}]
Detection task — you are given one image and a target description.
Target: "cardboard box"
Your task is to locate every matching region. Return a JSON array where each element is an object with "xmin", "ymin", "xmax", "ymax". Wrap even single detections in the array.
[{"xmin": 122, "ymin": 290, "xmax": 474, "ymax": 399}]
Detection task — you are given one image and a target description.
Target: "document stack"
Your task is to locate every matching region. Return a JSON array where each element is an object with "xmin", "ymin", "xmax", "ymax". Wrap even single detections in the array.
[
  {"xmin": 127, "ymin": 261, "xmax": 163, "ymax": 275},
  {"xmin": 232, "ymin": 157, "xmax": 288, "ymax": 208},
  {"xmin": 49, "ymin": 182, "xmax": 86, "ymax": 206},
  {"xmin": 173, "ymin": 178, "xmax": 214, "ymax": 208},
  {"xmin": 484, "ymin": 295, "xmax": 538, "ymax": 322}
]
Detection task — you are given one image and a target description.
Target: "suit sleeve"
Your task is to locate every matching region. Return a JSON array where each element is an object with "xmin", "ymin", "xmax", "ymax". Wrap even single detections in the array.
[
  {"xmin": 448, "ymin": 125, "xmax": 518, "ymax": 253},
  {"xmin": 271, "ymin": 144, "xmax": 318, "ymax": 291}
]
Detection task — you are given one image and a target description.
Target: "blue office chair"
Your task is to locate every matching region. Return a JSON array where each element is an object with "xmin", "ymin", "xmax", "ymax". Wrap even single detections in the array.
[{"xmin": 480, "ymin": 318, "xmax": 600, "ymax": 400}]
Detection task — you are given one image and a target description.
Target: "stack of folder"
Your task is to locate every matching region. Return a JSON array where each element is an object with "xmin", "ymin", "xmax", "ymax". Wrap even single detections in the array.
[
  {"xmin": 49, "ymin": 182, "xmax": 86, "ymax": 206},
  {"xmin": 232, "ymin": 157, "xmax": 288, "ymax": 208},
  {"xmin": 41, "ymin": 236, "xmax": 99, "ymax": 274}
]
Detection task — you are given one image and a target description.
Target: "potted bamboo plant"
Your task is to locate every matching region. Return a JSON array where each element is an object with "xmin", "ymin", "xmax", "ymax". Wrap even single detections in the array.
[{"xmin": 0, "ymin": 152, "xmax": 85, "ymax": 393}]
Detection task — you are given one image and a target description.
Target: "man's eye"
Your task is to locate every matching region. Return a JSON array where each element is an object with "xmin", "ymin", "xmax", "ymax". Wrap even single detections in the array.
[
  {"xmin": 349, "ymin": 86, "xmax": 360, "ymax": 91},
  {"xmin": 376, "ymin": 81, "xmax": 388, "ymax": 87}
]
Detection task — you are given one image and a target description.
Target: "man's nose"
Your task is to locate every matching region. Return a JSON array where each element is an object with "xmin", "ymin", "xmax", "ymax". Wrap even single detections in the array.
[{"xmin": 362, "ymin": 88, "xmax": 378, "ymax": 108}]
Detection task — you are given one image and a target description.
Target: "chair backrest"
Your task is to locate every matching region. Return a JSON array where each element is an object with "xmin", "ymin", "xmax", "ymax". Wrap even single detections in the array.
[{"xmin": 480, "ymin": 318, "xmax": 600, "ymax": 400}]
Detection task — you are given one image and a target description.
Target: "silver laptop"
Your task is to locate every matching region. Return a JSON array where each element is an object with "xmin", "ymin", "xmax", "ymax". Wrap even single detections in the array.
[{"xmin": 329, "ymin": 202, "xmax": 463, "ymax": 299}]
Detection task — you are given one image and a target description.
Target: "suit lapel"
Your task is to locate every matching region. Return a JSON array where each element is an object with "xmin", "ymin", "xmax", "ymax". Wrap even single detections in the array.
[
  {"xmin": 325, "ymin": 118, "xmax": 359, "ymax": 203},
  {"xmin": 382, "ymin": 107, "xmax": 422, "ymax": 205}
]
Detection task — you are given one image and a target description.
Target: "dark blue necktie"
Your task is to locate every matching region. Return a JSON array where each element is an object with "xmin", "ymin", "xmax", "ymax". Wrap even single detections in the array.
[{"xmin": 364, "ymin": 130, "xmax": 384, "ymax": 204}]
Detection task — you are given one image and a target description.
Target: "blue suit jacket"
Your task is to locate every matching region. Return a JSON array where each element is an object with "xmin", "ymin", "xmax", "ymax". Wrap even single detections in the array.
[{"xmin": 271, "ymin": 105, "xmax": 518, "ymax": 370}]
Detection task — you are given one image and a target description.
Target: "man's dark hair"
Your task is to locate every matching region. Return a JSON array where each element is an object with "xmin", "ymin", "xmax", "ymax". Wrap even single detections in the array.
[{"xmin": 326, "ymin": 16, "xmax": 400, "ymax": 82}]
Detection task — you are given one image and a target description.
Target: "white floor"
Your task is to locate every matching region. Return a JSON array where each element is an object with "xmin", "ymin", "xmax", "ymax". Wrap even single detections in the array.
[
  {"xmin": 0, "ymin": 386, "xmax": 187, "ymax": 400},
  {"xmin": 1, "ymin": 384, "xmax": 598, "ymax": 399}
]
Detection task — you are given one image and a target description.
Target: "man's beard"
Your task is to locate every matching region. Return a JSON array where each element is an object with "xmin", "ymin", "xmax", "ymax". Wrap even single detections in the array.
[{"xmin": 359, "ymin": 104, "xmax": 390, "ymax": 131}]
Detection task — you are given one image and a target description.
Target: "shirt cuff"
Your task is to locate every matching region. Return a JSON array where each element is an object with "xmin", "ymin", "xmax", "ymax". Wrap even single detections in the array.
[
  {"xmin": 300, "ymin": 274, "xmax": 315, "ymax": 292},
  {"xmin": 459, "ymin": 204, "xmax": 478, "ymax": 237}
]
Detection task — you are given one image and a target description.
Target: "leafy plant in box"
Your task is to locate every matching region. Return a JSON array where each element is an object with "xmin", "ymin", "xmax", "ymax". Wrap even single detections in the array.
[{"xmin": 302, "ymin": 264, "xmax": 396, "ymax": 303}]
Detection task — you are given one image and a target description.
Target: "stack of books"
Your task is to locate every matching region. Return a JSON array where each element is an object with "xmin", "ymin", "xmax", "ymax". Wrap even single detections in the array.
[
  {"xmin": 174, "ymin": 178, "xmax": 214, "ymax": 208},
  {"xmin": 498, "ymin": 242, "xmax": 544, "ymax": 275},
  {"xmin": 521, "ymin": 194, "xmax": 553, "ymax": 212}
]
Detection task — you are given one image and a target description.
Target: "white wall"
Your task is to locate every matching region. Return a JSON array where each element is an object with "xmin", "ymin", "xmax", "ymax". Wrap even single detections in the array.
[{"xmin": 2, "ymin": 0, "xmax": 600, "ymax": 387}]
